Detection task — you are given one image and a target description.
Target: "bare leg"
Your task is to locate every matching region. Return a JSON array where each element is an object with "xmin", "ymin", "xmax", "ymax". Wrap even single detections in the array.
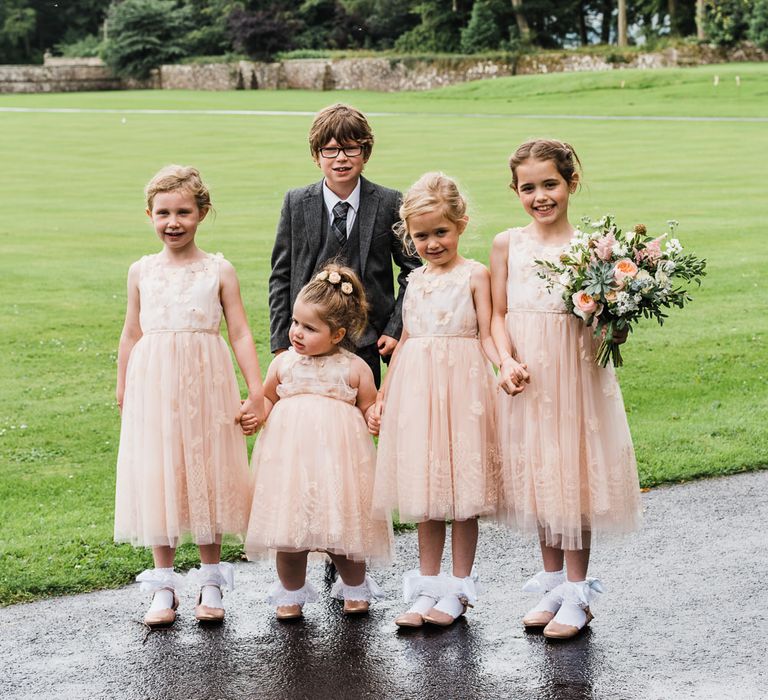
[
  {"xmin": 539, "ymin": 540, "xmax": 565, "ymax": 572},
  {"xmin": 276, "ymin": 550, "xmax": 310, "ymax": 590},
  {"xmin": 152, "ymin": 545, "xmax": 175, "ymax": 568},
  {"xmin": 418, "ymin": 520, "xmax": 446, "ymax": 575},
  {"xmin": 327, "ymin": 553, "xmax": 366, "ymax": 586},
  {"xmin": 564, "ymin": 547, "xmax": 590, "ymax": 582},
  {"xmin": 198, "ymin": 542, "xmax": 221, "ymax": 565},
  {"xmin": 451, "ymin": 518, "xmax": 478, "ymax": 578}
]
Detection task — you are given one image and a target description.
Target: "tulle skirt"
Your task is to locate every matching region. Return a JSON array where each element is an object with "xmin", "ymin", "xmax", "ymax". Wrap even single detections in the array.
[
  {"xmin": 114, "ymin": 333, "xmax": 252, "ymax": 547},
  {"xmin": 497, "ymin": 311, "xmax": 642, "ymax": 550},
  {"xmin": 246, "ymin": 394, "xmax": 394, "ymax": 565},
  {"xmin": 373, "ymin": 336, "xmax": 499, "ymax": 523}
]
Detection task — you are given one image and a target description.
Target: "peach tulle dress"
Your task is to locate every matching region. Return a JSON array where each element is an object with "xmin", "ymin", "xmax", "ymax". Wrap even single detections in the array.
[
  {"xmin": 497, "ymin": 229, "xmax": 642, "ymax": 550},
  {"xmin": 114, "ymin": 253, "xmax": 252, "ymax": 547},
  {"xmin": 373, "ymin": 259, "xmax": 499, "ymax": 523},
  {"xmin": 245, "ymin": 348, "xmax": 394, "ymax": 565}
]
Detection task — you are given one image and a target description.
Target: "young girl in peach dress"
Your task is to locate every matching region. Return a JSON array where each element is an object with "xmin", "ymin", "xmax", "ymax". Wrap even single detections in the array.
[
  {"xmin": 371, "ymin": 173, "xmax": 500, "ymax": 628},
  {"xmin": 115, "ymin": 165, "xmax": 265, "ymax": 628},
  {"xmin": 245, "ymin": 264, "xmax": 393, "ymax": 620},
  {"xmin": 490, "ymin": 140, "xmax": 642, "ymax": 639}
]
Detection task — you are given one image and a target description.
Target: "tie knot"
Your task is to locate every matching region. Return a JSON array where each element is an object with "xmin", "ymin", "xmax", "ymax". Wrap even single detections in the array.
[{"xmin": 333, "ymin": 201, "xmax": 351, "ymax": 218}]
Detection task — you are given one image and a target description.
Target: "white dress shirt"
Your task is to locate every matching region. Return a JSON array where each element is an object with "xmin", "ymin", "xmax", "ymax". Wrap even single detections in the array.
[{"xmin": 322, "ymin": 179, "xmax": 361, "ymax": 238}]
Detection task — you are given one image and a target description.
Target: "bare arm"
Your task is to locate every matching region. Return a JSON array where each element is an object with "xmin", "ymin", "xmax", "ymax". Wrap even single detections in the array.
[
  {"xmin": 368, "ymin": 328, "xmax": 409, "ymax": 433},
  {"xmin": 116, "ymin": 262, "xmax": 142, "ymax": 412},
  {"xmin": 490, "ymin": 232, "xmax": 529, "ymax": 395},
  {"xmin": 220, "ymin": 260, "xmax": 266, "ymax": 427},
  {"xmin": 470, "ymin": 262, "xmax": 501, "ymax": 366},
  {"xmin": 350, "ymin": 355, "xmax": 378, "ymax": 423}
]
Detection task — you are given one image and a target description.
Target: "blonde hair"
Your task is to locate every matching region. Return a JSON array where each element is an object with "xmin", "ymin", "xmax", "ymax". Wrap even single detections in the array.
[
  {"xmin": 298, "ymin": 263, "xmax": 368, "ymax": 350},
  {"xmin": 308, "ymin": 104, "xmax": 374, "ymax": 161},
  {"xmin": 145, "ymin": 165, "xmax": 212, "ymax": 212},
  {"xmin": 394, "ymin": 172, "xmax": 467, "ymax": 255},
  {"xmin": 508, "ymin": 139, "xmax": 582, "ymax": 191}
]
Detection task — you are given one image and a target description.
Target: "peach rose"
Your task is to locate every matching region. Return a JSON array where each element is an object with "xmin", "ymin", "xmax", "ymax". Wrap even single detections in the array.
[
  {"xmin": 572, "ymin": 290, "xmax": 603, "ymax": 321},
  {"xmin": 613, "ymin": 258, "xmax": 638, "ymax": 284}
]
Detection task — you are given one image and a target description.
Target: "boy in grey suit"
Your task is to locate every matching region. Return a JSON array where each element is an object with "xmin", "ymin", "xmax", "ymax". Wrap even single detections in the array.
[{"xmin": 268, "ymin": 103, "xmax": 421, "ymax": 386}]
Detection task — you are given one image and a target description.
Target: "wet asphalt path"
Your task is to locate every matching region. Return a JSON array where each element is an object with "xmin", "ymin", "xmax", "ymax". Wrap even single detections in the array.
[{"xmin": 1, "ymin": 470, "xmax": 766, "ymax": 700}]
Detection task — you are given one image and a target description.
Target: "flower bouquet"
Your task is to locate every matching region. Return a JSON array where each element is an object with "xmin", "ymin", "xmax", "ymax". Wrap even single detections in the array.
[{"xmin": 536, "ymin": 216, "xmax": 707, "ymax": 368}]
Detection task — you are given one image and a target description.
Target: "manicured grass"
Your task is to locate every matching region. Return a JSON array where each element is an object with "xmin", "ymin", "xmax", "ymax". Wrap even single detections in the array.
[{"xmin": 1, "ymin": 63, "xmax": 766, "ymax": 604}]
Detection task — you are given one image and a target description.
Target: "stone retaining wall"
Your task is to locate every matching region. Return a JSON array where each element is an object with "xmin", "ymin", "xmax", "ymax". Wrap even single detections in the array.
[{"xmin": 2, "ymin": 44, "xmax": 765, "ymax": 94}]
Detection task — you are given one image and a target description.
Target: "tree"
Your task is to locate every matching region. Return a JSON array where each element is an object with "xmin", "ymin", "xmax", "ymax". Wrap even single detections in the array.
[
  {"xmin": 103, "ymin": 0, "xmax": 192, "ymax": 78},
  {"xmin": 227, "ymin": 2, "xmax": 304, "ymax": 60},
  {"xmin": 460, "ymin": 0, "xmax": 502, "ymax": 51}
]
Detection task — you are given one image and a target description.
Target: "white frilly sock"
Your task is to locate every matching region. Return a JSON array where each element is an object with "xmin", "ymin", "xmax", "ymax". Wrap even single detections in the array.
[
  {"xmin": 523, "ymin": 569, "xmax": 566, "ymax": 615},
  {"xmin": 550, "ymin": 579, "xmax": 605, "ymax": 628},
  {"xmin": 401, "ymin": 570, "xmax": 443, "ymax": 614},
  {"xmin": 136, "ymin": 567, "xmax": 183, "ymax": 612},
  {"xmin": 330, "ymin": 574, "xmax": 385, "ymax": 603},
  {"xmin": 267, "ymin": 580, "xmax": 319, "ymax": 607},
  {"xmin": 431, "ymin": 572, "xmax": 480, "ymax": 618},
  {"xmin": 186, "ymin": 562, "xmax": 236, "ymax": 610}
]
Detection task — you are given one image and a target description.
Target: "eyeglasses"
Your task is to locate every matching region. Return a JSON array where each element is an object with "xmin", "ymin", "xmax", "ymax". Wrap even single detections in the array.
[{"xmin": 319, "ymin": 145, "xmax": 363, "ymax": 159}]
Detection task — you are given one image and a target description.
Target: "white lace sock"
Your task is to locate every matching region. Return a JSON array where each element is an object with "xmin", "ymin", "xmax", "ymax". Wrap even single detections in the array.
[
  {"xmin": 523, "ymin": 569, "xmax": 566, "ymax": 615},
  {"xmin": 550, "ymin": 579, "xmax": 604, "ymax": 628},
  {"xmin": 401, "ymin": 571, "xmax": 443, "ymax": 614},
  {"xmin": 330, "ymin": 574, "xmax": 385, "ymax": 603},
  {"xmin": 199, "ymin": 564, "xmax": 224, "ymax": 608},
  {"xmin": 146, "ymin": 568, "xmax": 176, "ymax": 612},
  {"xmin": 431, "ymin": 573, "xmax": 480, "ymax": 618},
  {"xmin": 267, "ymin": 581, "xmax": 319, "ymax": 607}
]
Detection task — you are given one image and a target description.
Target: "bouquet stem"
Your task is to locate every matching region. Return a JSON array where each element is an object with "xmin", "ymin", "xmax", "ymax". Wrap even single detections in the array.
[{"xmin": 596, "ymin": 339, "xmax": 624, "ymax": 368}]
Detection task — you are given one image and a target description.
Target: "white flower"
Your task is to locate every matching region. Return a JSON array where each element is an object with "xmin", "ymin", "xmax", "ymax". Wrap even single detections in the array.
[
  {"xmin": 328, "ymin": 271, "xmax": 341, "ymax": 284},
  {"xmin": 611, "ymin": 242, "xmax": 628, "ymax": 257},
  {"xmin": 470, "ymin": 401, "xmax": 484, "ymax": 416},
  {"xmin": 315, "ymin": 270, "xmax": 329, "ymax": 281},
  {"xmin": 340, "ymin": 282, "xmax": 353, "ymax": 295},
  {"xmin": 665, "ymin": 238, "xmax": 683, "ymax": 255}
]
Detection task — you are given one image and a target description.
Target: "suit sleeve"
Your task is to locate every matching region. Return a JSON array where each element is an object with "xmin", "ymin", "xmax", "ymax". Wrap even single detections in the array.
[
  {"xmin": 383, "ymin": 191, "xmax": 421, "ymax": 339},
  {"xmin": 269, "ymin": 192, "xmax": 293, "ymax": 353}
]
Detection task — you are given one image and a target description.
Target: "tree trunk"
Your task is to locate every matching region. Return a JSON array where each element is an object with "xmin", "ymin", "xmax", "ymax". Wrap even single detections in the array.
[
  {"xmin": 696, "ymin": 0, "xmax": 706, "ymax": 40},
  {"xmin": 617, "ymin": 0, "xmax": 627, "ymax": 46},
  {"xmin": 601, "ymin": 0, "xmax": 612, "ymax": 44},
  {"xmin": 578, "ymin": 0, "xmax": 588, "ymax": 45},
  {"xmin": 511, "ymin": 0, "xmax": 531, "ymax": 40},
  {"xmin": 668, "ymin": 0, "xmax": 678, "ymax": 36}
]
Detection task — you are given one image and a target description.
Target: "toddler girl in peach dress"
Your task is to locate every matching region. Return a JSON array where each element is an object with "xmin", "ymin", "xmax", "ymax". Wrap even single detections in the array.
[{"xmin": 245, "ymin": 264, "xmax": 393, "ymax": 620}]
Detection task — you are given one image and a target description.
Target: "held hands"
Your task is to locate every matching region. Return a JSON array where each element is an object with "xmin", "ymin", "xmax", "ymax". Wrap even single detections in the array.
[
  {"xmin": 238, "ymin": 396, "xmax": 266, "ymax": 436},
  {"xmin": 366, "ymin": 392, "xmax": 384, "ymax": 435},
  {"xmin": 377, "ymin": 335, "xmax": 398, "ymax": 358},
  {"xmin": 499, "ymin": 357, "xmax": 530, "ymax": 396}
]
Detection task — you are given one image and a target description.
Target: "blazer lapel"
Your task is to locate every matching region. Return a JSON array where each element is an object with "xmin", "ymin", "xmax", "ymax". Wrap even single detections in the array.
[
  {"xmin": 357, "ymin": 177, "xmax": 380, "ymax": 278},
  {"xmin": 301, "ymin": 181, "xmax": 324, "ymax": 265}
]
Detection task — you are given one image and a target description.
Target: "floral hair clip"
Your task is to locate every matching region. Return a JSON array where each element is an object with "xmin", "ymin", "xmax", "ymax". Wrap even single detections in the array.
[{"xmin": 315, "ymin": 270, "xmax": 353, "ymax": 294}]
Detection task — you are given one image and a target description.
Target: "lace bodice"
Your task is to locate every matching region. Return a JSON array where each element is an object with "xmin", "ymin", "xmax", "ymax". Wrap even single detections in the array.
[
  {"xmin": 139, "ymin": 253, "xmax": 224, "ymax": 332},
  {"xmin": 505, "ymin": 228, "xmax": 568, "ymax": 314},
  {"xmin": 402, "ymin": 260, "xmax": 480, "ymax": 338},
  {"xmin": 276, "ymin": 348, "xmax": 358, "ymax": 404}
]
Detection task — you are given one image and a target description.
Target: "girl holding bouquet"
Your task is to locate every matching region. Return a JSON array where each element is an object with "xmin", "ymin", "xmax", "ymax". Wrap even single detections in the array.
[{"xmin": 490, "ymin": 140, "xmax": 642, "ymax": 639}]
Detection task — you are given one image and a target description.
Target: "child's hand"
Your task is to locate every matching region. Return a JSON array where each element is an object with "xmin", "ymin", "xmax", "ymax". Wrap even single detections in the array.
[
  {"xmin": 367, "ymin": 392, "xmax": 384, "ymax": 435},
  {"xmin": 365, "ymin": 405, "xmax": 380, "ymax": 436},
  {"xmin": 238, "ymin": 396, "xmax": 266, "ymax": 435},
  {"xmin": 377, "ymin": 334, "xmax": 398, "ymax": 358},
  {"xmin": 499, "ymin": 358, "xmax": 530, "ymax": 396}
]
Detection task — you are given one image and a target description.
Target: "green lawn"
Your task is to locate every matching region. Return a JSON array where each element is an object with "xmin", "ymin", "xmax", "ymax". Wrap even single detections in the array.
[{"xmin": 1, "ymin": 62, "xmax": 766, "ymax": 605}]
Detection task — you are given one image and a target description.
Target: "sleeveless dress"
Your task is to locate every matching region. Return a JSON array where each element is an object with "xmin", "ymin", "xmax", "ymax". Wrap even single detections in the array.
[
  {"xmin": 114, "ymin": 252, "xmax": 252, "ymax": 547},
  {"xmin": 497, "ymin": 229, "xmax": 642, "ymax": 550},
  {"xmin": 373, "ymin": 259, "xmax": 499, "ymax": 523},
  {"xmin": 245, "ymin": 348, "xmax": 394, "ymax": 565}
]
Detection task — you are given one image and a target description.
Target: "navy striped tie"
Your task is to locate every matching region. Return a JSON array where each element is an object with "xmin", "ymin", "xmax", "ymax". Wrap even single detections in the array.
[{"xmin": 332, "ymin": 202, "xmax": 350, "ymax": 244}]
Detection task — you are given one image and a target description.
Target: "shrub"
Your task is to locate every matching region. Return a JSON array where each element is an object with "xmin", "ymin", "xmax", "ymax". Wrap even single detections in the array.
[
  {"xmin": 54, "ymin": 34, "xmax": 104, "ymax": 58},
  {"xmin": 703, "ymin": 0, "xmax": 751, "ymax": 46},
  {"xmin": 748, "ymin": 0, "xmax": 768, "ymax": 50},
  {"xmin": 103, "ymin": 0, "xmax": 192, "ymax": 79},
  {"xmin": 226, "ymin": 4, "xmax": 304, "ymax": 61}
]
